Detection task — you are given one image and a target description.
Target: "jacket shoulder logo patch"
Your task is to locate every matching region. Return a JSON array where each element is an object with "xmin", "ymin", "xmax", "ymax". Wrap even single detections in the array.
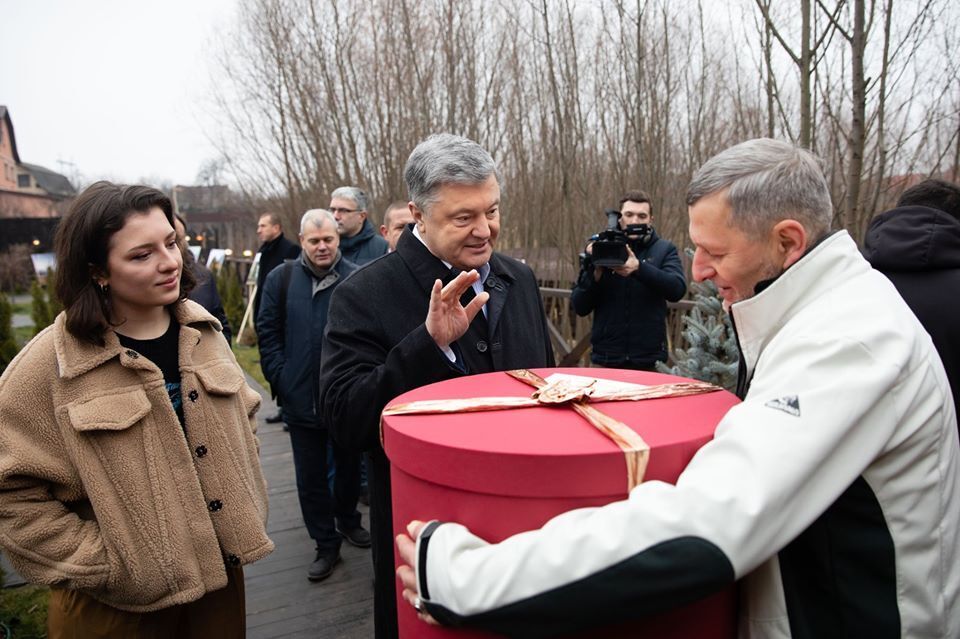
[{"xmin": 764, "ymin": 395, "xmax": 801, "ymax": 417}]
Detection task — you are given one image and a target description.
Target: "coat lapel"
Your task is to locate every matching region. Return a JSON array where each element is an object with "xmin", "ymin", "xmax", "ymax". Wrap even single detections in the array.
[
  {"xmin": 395, "ymin": 231, "xmax": 456, "ymax": 296},
  {"xmin": 485, "ymin": 254, "xmax": 516, "ymax": 342}
]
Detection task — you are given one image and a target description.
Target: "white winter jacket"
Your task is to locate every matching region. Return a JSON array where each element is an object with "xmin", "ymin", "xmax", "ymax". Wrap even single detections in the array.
[{"xmin": 415, "ymin": 231, "xmax": 960, "ymax": 638}]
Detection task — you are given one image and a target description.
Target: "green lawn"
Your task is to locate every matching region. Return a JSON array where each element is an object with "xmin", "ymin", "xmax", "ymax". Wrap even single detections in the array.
[
  {"xmin": 232, "ymin": 343, "xmax": 268, "ymax": 390},
  {"xmin": 10, "ymin": 301, "xmax": 30, "ymax": 317},
  {"xmin": 13, "ymin": 326, "xmax": 33, "ymax": 348},
  {"xmin": 0, "ymin": 579, "xmax": 48, "ymax": 639}
]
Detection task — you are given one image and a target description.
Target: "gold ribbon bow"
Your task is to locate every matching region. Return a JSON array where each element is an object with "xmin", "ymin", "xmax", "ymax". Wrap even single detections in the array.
[{"xmin": 382, "ymin": 369, "xmax": 721, "ymax": 492}]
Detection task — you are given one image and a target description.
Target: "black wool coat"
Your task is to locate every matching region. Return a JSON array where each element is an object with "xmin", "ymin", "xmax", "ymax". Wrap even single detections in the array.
[
  {"xmin": 318, "ymin": 227, "xmax": 554, "ymax": 639},
  {"xmin": 863, "ymin": 205, "xmax": 960, "ymax": 423},
  {"xmin": 253, "ymin": 234, "xmax": 301, "ymax": 325}
]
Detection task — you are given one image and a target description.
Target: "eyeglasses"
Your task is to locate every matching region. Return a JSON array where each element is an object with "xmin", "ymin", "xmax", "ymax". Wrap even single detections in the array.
[{"xmin": 330, "ymin": 207, "xmax": 360, "ymax": 215}]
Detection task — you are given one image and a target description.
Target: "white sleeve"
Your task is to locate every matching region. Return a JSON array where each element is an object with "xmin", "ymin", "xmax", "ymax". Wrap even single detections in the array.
[{"xmin": 416, "ymin": 334, "xmax": 905, "ymax": 633}]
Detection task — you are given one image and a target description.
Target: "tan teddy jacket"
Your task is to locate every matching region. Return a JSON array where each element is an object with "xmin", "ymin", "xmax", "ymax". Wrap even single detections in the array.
[{"xmin": 0, "ymin": 300, "xmax": 273, "ymax": 612}]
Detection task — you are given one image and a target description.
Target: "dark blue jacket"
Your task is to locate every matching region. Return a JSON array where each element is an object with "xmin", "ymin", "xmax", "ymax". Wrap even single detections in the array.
[
  {"xmin": 339, "ymin": 219, "xmax": 388, "ymax": 265},
  {"xmin": 257, "ymin": 254, "xmax": 358, "ymax": 427},
  {"xmin": 571, "ymin": 230, "xmax": 686, "ymax": 367}
]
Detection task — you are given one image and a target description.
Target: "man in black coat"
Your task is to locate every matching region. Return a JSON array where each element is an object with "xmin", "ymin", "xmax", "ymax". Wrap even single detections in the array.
[
  {"xmin": 319, "ymin": 133, "xmax": 555, "ymax": 639},
  {"xmin": 863, "ymin": 178, "xmax": 960, "ymax": 423},
  {"xmin": 253, "ymin": 211, "xmax": 301, "ymax": 325},
  {"xmin": 254, "ymin": 211, "xmax": 302, "ymax": 423},
  {"xmin": 571, "ymin": 190, "xmax": 687, "ymax": 370}
]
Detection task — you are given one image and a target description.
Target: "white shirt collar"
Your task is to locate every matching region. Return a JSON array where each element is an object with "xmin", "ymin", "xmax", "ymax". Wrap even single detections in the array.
[{"xmin": 412, "ymin": 225, "xmax": 491, "ymax": 286}]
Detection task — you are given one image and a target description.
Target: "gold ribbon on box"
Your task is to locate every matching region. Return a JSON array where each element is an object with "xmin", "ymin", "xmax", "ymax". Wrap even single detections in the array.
[{"xmin": 381, "ymin": 369, "xmax": 721, "ymax": 492}]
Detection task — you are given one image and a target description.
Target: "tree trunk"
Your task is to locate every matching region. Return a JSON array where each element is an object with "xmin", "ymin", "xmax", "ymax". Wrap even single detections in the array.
[{"xmin": 845, "ymin": 0, "xmax": 866, "ymax": 230}]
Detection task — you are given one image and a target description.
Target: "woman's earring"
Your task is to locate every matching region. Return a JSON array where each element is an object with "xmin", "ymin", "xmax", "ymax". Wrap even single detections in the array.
[{"xmin": 98, "ymin": 282, "xmax": 108, "ymax": 293}]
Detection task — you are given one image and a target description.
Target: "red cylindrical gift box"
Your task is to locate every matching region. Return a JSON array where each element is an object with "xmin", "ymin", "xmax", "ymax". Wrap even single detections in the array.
[{"xmin": 384, "ymin": 368, "xmax": 740, "ymax": 638}]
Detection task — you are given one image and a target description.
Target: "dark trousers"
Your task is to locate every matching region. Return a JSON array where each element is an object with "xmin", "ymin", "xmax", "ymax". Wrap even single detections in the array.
[
  {"xmin": 369, "ymin": 448, "xmax": 399, "ymax": 639},
  {"xmin": 47, "ymin": 565, "xmax": 245, "ymax": 638},
  {"xmin": 288, "ymin": 423, "xmax": 362, "ymax": 554}
]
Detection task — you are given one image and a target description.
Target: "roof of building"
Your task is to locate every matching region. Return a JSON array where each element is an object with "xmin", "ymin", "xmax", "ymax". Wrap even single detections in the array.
[
  {"xmin": 0, "ymin": 106, "xmax": 22, "ymax": 163},
  {"xmin": 20, "ymin": 162, "xmax": 76, "ymax": 199},
  {"xmin": 175, "ymin": 184, "xmax": 234, "ymax": 212}
]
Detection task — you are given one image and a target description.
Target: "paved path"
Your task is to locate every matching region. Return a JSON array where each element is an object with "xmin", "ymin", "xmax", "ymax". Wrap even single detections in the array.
[{"xmin": 244, "ymin": 375, "xmax": 375, "ymax": 638}]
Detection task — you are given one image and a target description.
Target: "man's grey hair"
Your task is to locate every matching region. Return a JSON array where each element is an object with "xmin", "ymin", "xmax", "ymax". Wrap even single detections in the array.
[
  {"xmin": 331, "ymin": 186, "xmax": 369, "ymax": 212},
  {"xmin": 687, "ymin": 138, "xmax": 833, "ymax": 239},
  {"xmin": 300, "ymin": 208, "xmax": 338, "ymax": 234},
  {"xmin": 404, "ymin": 133, "xmax": 501, "ymax": 213}
]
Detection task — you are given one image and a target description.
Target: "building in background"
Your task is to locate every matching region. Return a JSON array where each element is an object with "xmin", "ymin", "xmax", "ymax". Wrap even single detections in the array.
[
  {"xmin": 0, "ymin": 105, "xmax": 76, "ymax": 252},
  {"xmin": 173, "ymin": 184, "xmax": 260, "ymax": 259}
]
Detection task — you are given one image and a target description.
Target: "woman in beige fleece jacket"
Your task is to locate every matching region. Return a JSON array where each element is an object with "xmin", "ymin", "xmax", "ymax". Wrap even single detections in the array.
[{"xmin": 0, "ymin": 182, "xmax": 273, "ymax": 638}]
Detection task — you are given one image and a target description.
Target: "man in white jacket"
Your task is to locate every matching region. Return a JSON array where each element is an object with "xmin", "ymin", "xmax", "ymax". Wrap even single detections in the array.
[{"xmin": 396, "ymin": 138, "xmax": 960, "ymax": 639}]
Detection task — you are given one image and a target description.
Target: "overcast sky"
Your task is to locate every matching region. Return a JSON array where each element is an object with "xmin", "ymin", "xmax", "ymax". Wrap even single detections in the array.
[{"xmin": 1, "ymin": 0, "xmax": 237, "ymax": 188}]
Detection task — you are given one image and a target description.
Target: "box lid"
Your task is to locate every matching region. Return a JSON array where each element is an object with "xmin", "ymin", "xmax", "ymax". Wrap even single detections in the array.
[{"xmin": 383, "ymin": 368, "xmax": 739, "ymax": 498}]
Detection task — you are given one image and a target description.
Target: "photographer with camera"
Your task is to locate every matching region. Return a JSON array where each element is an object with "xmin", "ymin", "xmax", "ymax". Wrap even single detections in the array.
[{"xmin": 571, "ymin": 190, "xmax": 686, "ymax": 370}]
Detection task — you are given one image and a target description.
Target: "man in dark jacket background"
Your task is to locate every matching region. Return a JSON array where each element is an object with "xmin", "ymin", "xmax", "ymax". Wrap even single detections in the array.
[
  {"xmin": 254, "ymin": 211, "xmax": 302, "ymax": 423},
  {"xmin": 253, "ymin": 212, "xmax": 301, "ymax": 324},
  {"xmin": 571, "ymin": 190, "xmax": 687, "ymax": 370},
  {"xmin": 319, "ymin": 133, "xmax": 555, "ymax": 639},
  {"xmin": 330, "ymin": 186, "xmax": 389, "ymax": 265},
  {"xmin": 863, "ymin": 177, "xmax": 960, "ymax": 420},
  {"xmin": 257, "ymin": 209, "xmax": 370, "ymax": 583}
]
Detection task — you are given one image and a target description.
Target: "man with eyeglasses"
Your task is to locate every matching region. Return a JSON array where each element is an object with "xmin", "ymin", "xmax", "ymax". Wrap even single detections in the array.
[{"xmin": 329, "ymin": 186, "xmax": 389, "ymax": 265}]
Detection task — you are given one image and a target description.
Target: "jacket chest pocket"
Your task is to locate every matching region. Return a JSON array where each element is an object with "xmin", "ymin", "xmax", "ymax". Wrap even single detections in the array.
[
  {"xmin": 192, "ymin": 361, "xmax": 261, "ymax": 418},
  {"xmin": 66, "ymin": 387, "xmax": 152, "ymax": 434}
]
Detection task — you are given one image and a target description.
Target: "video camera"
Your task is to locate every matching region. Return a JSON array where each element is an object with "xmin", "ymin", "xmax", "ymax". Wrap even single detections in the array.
[
  {"xmin": 584, "ymin": 209, "xmax": 628, "ymax": 268},
  {"xmin": 579, "ymin": 209, "xmax": 656, "ymax": 271}
]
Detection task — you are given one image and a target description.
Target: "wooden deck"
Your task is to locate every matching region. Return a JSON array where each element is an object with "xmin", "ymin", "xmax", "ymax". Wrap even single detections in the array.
[{"xmin": 244, "ymin": 374, "xmax": 375, "ymax": 638}]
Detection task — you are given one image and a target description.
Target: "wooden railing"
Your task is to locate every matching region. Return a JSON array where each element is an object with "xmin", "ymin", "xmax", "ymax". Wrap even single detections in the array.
[{"xmin": 540, "ymin": 286, "xmax": 695, "ymax": 367}]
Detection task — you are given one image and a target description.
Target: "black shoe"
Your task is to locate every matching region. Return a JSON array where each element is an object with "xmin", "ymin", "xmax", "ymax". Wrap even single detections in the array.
[
  {"xmin": 265, "ymin": 411, "xmax": 284, "ymax": 424},
  {"xmin": 336, "ymin": 524, "xmax": 372, "ymax": 548},
  {"xmin": 307, "ymin": 551, "xmax": 340, "ymax": 582}
]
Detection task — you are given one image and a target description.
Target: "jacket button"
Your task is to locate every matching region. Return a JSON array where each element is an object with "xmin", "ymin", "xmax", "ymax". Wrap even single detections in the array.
[
  {"xmin": 125, "ymin": 350, "xmax": 139, "ymax": 359},
  {"xmin": 195, "ymin": 445, "xmax": 207, "ymax": 458},
  {"xmin": 476, "ymin": 340, "xmax": 488, "ymax": 353},
  {"xmin": 188, "ymin": 390, "xmax": 199, "ymax": 402},
  {"xmin": 226, "ymin": 554, "xmax": 241, "ymax": 566},
  {"xmin": 208, "ymin": 499, "xmax": 223, "ymax": 512}
]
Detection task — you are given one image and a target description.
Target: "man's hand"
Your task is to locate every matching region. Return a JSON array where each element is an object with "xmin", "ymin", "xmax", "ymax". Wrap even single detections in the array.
[
  {"xmin": 396, "ymin": 520, "xmax": 439, "ymax": 625},
  {"xmin": 583, "ymin": 242, "xmax": 603, "ymax": 281},
  {"xmin": 612, "ymin": 245, "xmax": 640, "ymax": 277},
  {"xmin": 426, "ymin": 270, "xmax": 489, "ymax": 350}
]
